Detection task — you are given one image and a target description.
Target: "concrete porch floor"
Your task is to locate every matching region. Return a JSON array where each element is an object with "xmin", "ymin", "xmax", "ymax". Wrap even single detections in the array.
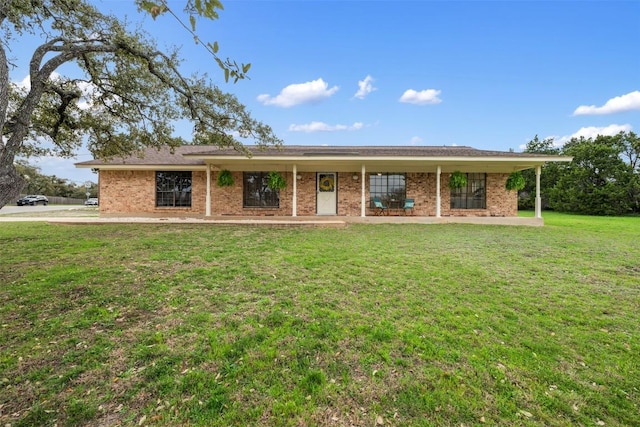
[{"xmin": 12, "ymin": 214, "xmax": 544, "ymax": 227}]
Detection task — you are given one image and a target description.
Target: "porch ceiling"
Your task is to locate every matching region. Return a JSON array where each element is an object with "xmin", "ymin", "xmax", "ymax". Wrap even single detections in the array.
[{"xmin": 204, "ymin": 157, "xmax": 557, "ymax": 173}]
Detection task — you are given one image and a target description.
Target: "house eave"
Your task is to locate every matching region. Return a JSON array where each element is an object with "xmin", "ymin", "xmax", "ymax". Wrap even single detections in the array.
[
  {"xmin": 75, "ymin": 164, "xmax": 208, "ymax": 171},
  {"xmin": 76, "ymin": 144, "xmax": 572, "ymax": 174}
]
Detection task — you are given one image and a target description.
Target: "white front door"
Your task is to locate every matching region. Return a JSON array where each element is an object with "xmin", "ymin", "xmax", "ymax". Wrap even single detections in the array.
[{"xmin": 317, "ymin": 172, "xmax": 337, "ymax": 215}]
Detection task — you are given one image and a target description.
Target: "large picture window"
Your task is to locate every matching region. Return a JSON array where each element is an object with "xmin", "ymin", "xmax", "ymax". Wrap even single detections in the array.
[
  {"xmin": 369, "ymin": 173, "xmax": 406, "ymax": 207},
  {"xmin": 243, "ymin": 172, "xmax": 280, "ymax": 208},
  {"xmin": 450, "ymin": 173, "xmax": 486, "ymax": 209},
  {"xmin": 156, "ymin": 171, "xmax": 192, "ymax": 207}
]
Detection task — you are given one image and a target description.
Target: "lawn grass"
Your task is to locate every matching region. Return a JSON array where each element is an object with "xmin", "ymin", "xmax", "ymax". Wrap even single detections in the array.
[{"xmin": 1, "ymin": 212, "xmax": 638, "ymax": 426}]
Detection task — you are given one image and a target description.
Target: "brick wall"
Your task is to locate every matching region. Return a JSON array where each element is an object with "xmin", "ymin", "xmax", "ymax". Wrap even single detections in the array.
[
  {"xmin": 99, "ymin": 170, "xmax": 206, "ymax": 215},
  {"xmin": 440, "ymin": 172, "xmax": 517, "ymax": 217},
  {"xmin": 99, "ymin": 169, "xmax": 517, "ymax": 217}
]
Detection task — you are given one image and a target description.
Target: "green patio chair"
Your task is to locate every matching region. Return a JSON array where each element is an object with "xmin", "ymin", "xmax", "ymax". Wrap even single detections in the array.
[
  {"xmin": 402, "ymin": 198, "xmax": 415, "ymax": 215},
  {"xmin": 372, "ymin": 197, "xmax": 388, "ymax": 216}
]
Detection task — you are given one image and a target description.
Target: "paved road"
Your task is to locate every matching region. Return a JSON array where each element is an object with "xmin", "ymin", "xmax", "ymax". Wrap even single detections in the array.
[{"xmin": 0, "ymin": 204, "xmax": 87, "ymax": 215}]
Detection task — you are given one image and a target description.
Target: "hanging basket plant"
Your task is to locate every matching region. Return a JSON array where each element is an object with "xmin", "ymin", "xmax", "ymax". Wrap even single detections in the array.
[
  {"xmin": 505, "ymin": 171, "xmax": 526, "ymax": 192},
  {"xmin": 267, "ymin": 171, "xmax": 287, "ymax": 190},
  {"xmin": 217, "ymin": 169, "xmax": 234, "ymax": 187},
  {"xmin": 448, "ymin": 171, "xmax": 467, "ymax": 189}
]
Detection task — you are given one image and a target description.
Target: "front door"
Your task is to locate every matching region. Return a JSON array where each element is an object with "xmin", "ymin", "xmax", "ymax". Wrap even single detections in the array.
[{"xmin": 317, "ymin": 172, "xmax": 337, "ymax": 215}]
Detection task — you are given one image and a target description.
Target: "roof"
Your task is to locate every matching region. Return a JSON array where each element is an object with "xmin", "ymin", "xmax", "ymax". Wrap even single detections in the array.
[
  {"xmin": 76, "ymin": 145, "xmax": 209, "ymax": 167},
  {"xmin": 76, "ymin": 144, "xmax": 571, "ymax": 173},
  {"xmin": 184, "ymin": 145, "xmax": 531, "ymax": 158}
]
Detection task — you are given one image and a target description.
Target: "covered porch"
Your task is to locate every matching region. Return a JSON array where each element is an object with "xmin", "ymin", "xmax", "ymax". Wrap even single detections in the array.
[
  {"xmin": 191, "ymin": 146, "xmax": 556, "ymax": 220},
  {"xmin": 51, "ymin": 213, "xmax": 545, "ymax": 227}
]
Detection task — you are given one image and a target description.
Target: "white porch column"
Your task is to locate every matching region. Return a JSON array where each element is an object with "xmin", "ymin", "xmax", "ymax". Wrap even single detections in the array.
[
  {"xmin": 436, "ymin": 166, "xmax": 442, "ymax": 218},
  {"xmin": 205, "ymin": 164, "xmax": 211, "ymax": 217},
  {"xmin": 535, "ymin": 165, "xmax": 542, "ymax": 219},
  {"xmin": 292, "ymin": 164, "xmax": 298, "ymax": 217},
  {"xmin": 361, "ymin": 164, "xmax": 366, "ymax": 217}
]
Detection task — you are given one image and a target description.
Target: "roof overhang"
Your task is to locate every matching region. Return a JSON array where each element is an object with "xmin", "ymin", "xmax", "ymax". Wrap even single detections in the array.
[
  {"xmin": 76, "ymin": 164, "xmax": 208, "ymax": 171},
  {"xmin": 75, "ymin": 145, "xmax": 572, "ymax": 174}
]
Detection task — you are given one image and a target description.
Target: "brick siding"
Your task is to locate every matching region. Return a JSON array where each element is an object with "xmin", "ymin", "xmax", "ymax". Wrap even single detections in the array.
[
  {"xmin": 99, "ymin": 170, "xmax": 206, "ymax": 216},
  {"xmin": 99, "ymin": 170, "xmax": 517, "ymax": 217}
]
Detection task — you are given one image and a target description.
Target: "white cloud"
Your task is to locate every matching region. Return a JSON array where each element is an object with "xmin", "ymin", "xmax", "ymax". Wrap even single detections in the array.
[
  {"xmin": 15, "ymin": 75, "xmax": 31, "ymax": 90},
  {"xmin": 288, "ymin": 121, "xmax": 364, "ymax": 133},
  {"xmin": 409, "ymin": 136, "xmax": 423, "ymax": 145},
  {"xmin": 519, "ymin": 123, "xmax": 635, "ymax": 150},
  {"xmin": 573, "ymin": 91, "xmax": 640, "ymax": 115},
  {"xmin": 354, "ymin": 75, "xmax": 376, "ymax": 99},
  {"xmin": 554, "ymin": 124, "xmax": 633, "ymax": 145},
  {"xmin": 399, "ymin": 89, "xmax": 442, "ymax": 105},
  {"xmin": 257, "ymin": 78, "xmax": 339, "ymax": 107}
]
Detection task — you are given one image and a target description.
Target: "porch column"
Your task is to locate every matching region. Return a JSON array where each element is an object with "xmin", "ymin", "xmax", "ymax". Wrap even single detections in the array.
[
  {"xmin": 436, "ymin": 166, "xmax": 441, "ymax": 218},
  {"xmin": 535, "ymin": 165, "xmax": 542, "ymax": 219},
  {"xmin": 205, "ymin": 163, "xmax": 211, "ymax": 217},
  {"xmin": 292, "ymin": 164, "xmax": 298, "ymax": 217},
  {"xmin": 361, "ymin": 164, "xmax": 366, "ymax": 217}
]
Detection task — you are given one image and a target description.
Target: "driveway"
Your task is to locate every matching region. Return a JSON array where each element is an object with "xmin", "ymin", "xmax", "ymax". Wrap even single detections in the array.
[{"xmin": 0, "ymin": 204, "xmax": 88, "ymax": 215}]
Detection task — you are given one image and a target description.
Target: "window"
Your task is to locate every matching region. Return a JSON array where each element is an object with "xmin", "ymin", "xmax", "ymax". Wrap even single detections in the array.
[
  {"xmin": 369, "ymin": 173, "xmax": 406, "ymax": 207},
  {"xmin": 156, "ymin": 171, "xmax": 192, "ymax": 207},
  {"xmin": 450, "ymin": 173, "xmax": 486, "ymax": 209},
  {"xmin": 243, "ymin": 172, "xmax": 280, "ymax": 208}
]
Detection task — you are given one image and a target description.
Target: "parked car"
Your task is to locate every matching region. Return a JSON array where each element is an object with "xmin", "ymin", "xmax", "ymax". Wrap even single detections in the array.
[
  {"xmin": 16, "ymin": 195, "xmax": 49, "ymax": 206},
  {"xmin": 84, "ymin": 198, "xmax": 99, "ymax": 206}
]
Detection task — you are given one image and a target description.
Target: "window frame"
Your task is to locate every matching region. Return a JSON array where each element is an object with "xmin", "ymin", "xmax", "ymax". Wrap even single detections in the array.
[
  {"xmin": 243, "ymin": 172, "xmax": 280, "ymax": 208},
  {"xmin": 369, "ymin": 173, "xmax": 406, "ymax": 207},
  {"xmin": 450, "ymin": 172, "xmax": 486, "ymax": 209},
  {"xmin": 155, "ymin": 171, "xmax": 192, "ymax": 208}
]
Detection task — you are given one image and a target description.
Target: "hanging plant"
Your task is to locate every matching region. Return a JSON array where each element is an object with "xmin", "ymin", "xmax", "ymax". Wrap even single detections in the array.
[
  {"xmin": 267, "ymin": 171, "xmax": 287, "ymax": 190},
  {"xmin": 448, "ymin": 171, "xmax": 467, "ymax": 189},
  {"xmin": 505, "ymin": 171, "xmax": 526, "ymax": 191},
  {"xmin": 217, "ymin": 169, "xmax": 234, "ymax": 187}
]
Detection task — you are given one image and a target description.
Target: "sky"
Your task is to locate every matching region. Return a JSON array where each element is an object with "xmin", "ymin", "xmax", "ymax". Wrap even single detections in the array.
[{"xmin": 9, "ymin": 0, "xmax": 640, "ymax": 184}]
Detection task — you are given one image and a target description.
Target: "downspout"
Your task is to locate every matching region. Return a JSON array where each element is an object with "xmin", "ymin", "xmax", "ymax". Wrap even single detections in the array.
[
  {"xmin": 436, "ymin": 166, "xmax": 441, "ymax": 218},
  {"xmin": 292, "ymin": 164, "xmax": 297, "ymax": 217},
  {"xmin": 535, "ymin": 165, "xmax": 542, "ymax": 219},
  {"xmin": 361, "ymin": 164, "xmax": 366, "ymax": 217},
  {"xmin": 205, "ymin": 163, "xmax": 211, "ymax": 217}
]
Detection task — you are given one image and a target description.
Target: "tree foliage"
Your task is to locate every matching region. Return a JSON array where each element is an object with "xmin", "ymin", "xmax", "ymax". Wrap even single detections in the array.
[
  {"xmin": 0, "ymin": 0, "xmax": 281, "ymax": 209},
  {"xmin": 15, "ymin": 161, "xmax": 95, "ymax": 198},
  {"xmin": 137, "ymin": 0, "xmax": 252, "ymax": 83},
  {"xmin": 519, "ymin": 135, "xmax": 562, "ymax": 210},
  {"xmin": 521, "ymin": 132, "xmax": 640, "ymax": 215}
]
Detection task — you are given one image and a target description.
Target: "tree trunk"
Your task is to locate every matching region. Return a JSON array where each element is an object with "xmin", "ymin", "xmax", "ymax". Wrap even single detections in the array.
[
  {"xmin": 0, "ymin": 36, "xmax": 24, "ymax": 208},
  {"xmin": 0, "ymin": 27, "xmax": 30, "ymax": 208},
  {"xmin": 0, "ymin": 164, "xmax": 25, "ymax": 208}
]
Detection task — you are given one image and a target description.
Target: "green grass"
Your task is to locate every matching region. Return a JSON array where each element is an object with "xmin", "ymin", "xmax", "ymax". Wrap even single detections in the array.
[{"xmin": 1, "ymin": 212, "xmax": 638, "ymax": 426}]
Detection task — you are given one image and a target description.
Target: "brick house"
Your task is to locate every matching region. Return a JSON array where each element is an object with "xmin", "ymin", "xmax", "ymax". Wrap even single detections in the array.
[{"xmin": 76, "ymin": 145, "xmax": 570, "ymax": 220}]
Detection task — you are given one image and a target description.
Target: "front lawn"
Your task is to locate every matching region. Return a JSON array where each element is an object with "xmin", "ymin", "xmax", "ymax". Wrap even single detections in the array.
[{"xmin": 1, "ymin": 213, "xmax": 638, "ymax": 426}]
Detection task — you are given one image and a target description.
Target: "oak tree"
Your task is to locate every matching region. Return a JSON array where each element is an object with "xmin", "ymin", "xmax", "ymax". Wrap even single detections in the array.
[{"xmin": 0, "ymin": 0, "xmax": 281, "ymax": 208}]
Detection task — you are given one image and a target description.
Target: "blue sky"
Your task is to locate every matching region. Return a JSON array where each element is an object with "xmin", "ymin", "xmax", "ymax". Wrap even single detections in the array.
[{"xmin": 11, "ymin": 0, "xmax": 640, "ymax": 184}]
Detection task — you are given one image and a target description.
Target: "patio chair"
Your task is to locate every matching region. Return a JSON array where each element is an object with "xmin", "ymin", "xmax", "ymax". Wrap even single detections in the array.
[
  {"xmin": 402, "ymin": 198, "xmax": 415, "ymax": 215},
  {"xmin": 372, "ymin": 197, "xmax": 388, "ymax": 216}
]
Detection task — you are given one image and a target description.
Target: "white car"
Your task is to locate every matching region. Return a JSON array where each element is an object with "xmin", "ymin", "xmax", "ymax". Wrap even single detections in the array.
[{"xmin": 84, "ymin": 198, "xmax": 99, "ymax": 206}]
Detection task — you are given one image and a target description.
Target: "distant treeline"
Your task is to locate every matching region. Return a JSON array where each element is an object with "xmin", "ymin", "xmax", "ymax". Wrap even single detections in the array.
[
  {"xmin": 519, "ymin": 132, "xmax": 639, "ymax": 215},
  {"xmin": 16, "ymin": 161, "xmax": 98, "ymax": 199}
]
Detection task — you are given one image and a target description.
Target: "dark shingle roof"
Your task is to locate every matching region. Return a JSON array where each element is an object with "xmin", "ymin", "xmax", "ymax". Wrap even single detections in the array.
[
  {"xmin": 76, "ymin": 144, "xmax": 563, "ymax": 167},
  {"xmin": 185, "ymin": 145, "xmax": 527, "ymax": 158},
  {"xmin": 76, "ymin": 145, "xmax": 209, "ymax": 166}
]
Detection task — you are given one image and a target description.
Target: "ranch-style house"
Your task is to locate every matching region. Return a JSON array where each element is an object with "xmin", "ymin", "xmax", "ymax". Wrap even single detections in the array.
[{"xmin": 76, "ymin": 145, "xmax": 571, "ymax": 223}]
